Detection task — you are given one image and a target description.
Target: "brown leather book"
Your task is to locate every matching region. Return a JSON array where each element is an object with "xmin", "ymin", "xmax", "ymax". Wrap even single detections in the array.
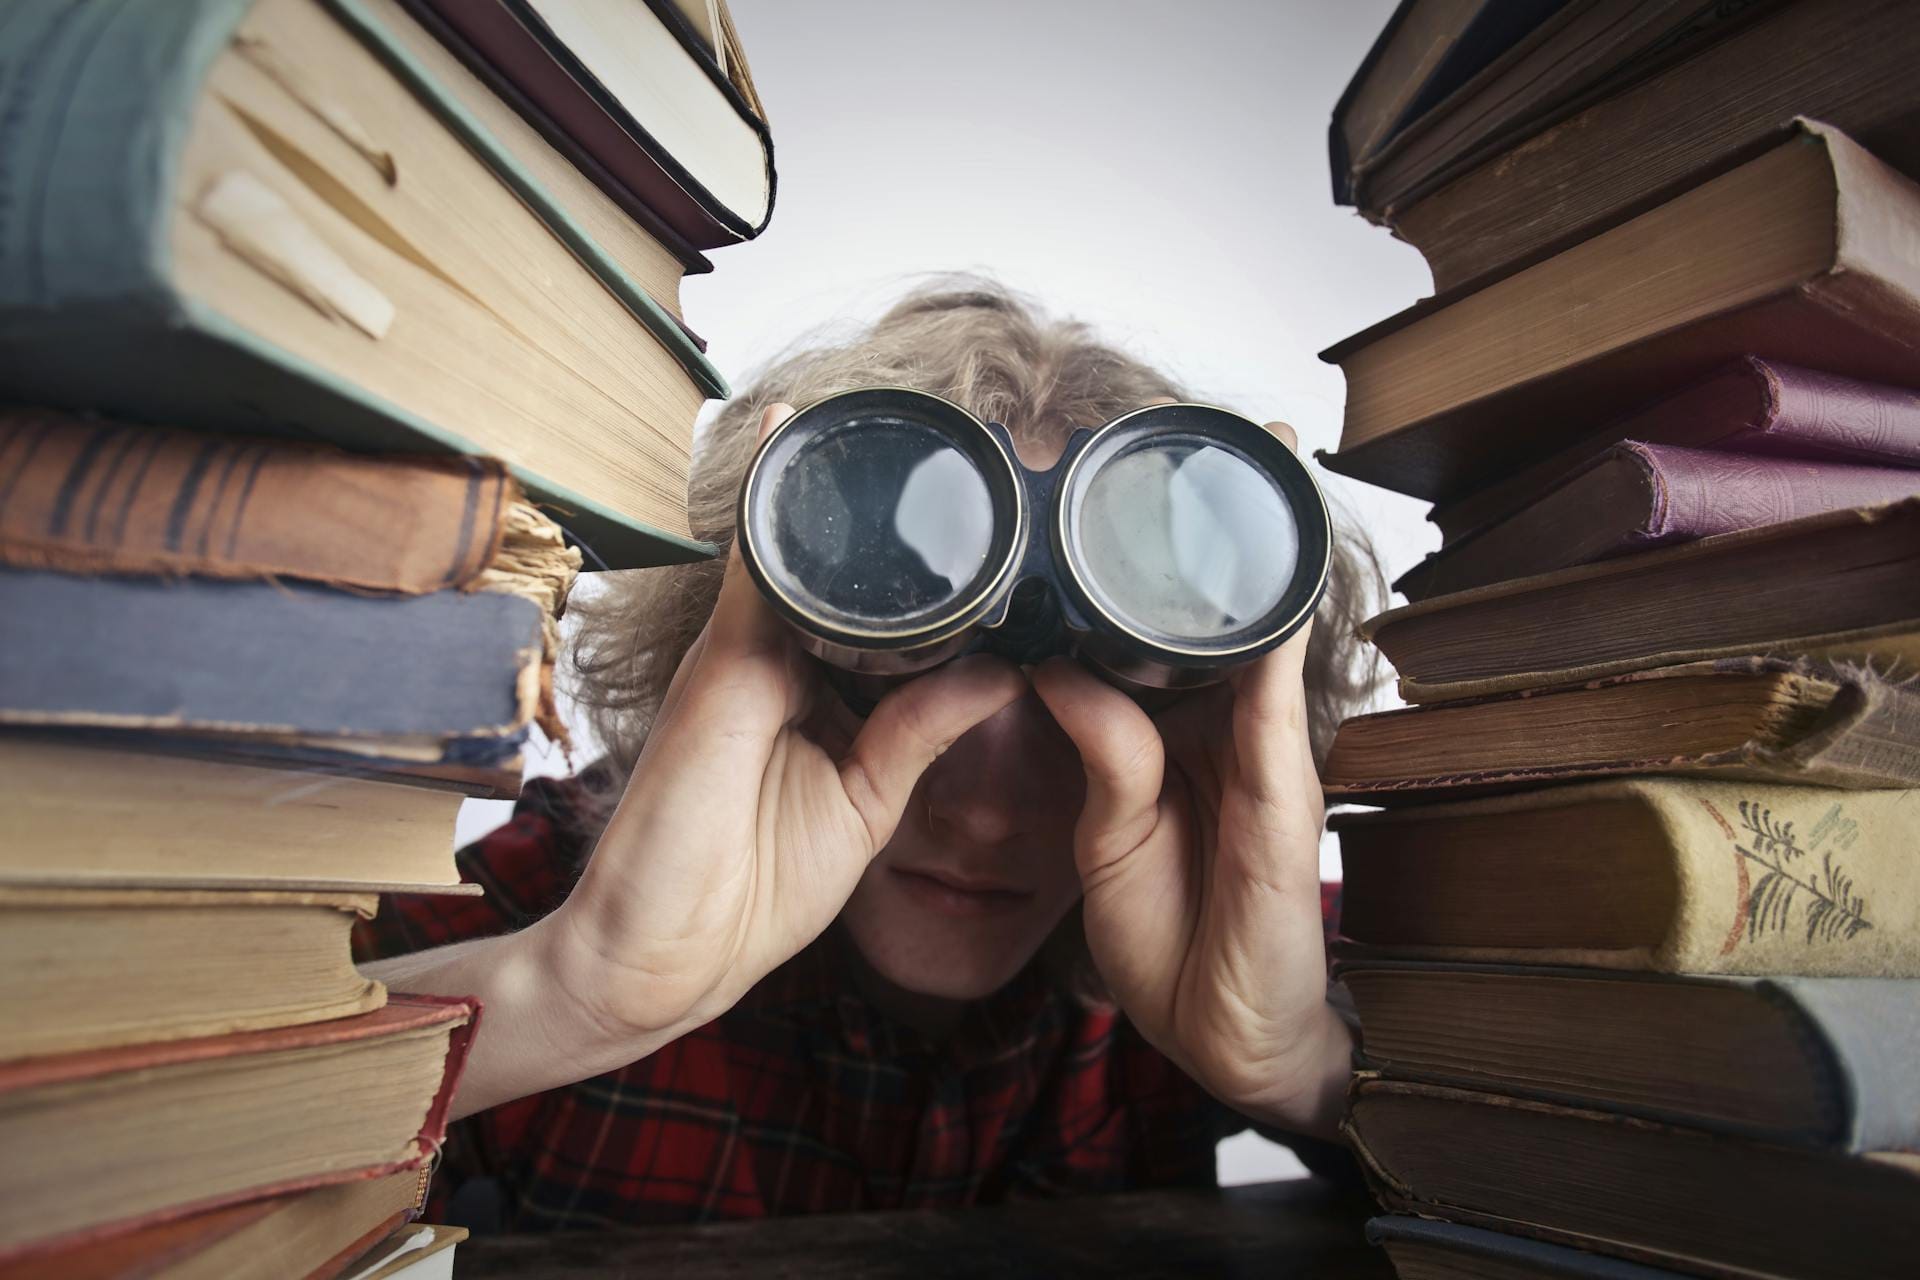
[
  {"xmin": 0, "ymin": 995, "xmax": 475, "ymax": 1266},
  {"xmin": 0, "ymin": 408, "xmax": 575, "ymax": 601},
  {"xmin": 1363, "ymin": 498, "xmax": 1920, "ymax": 704},
  {"xmin": 1320, "ymin": 120, "xmax": 1920, "ymax": 502},
  {"xmin": 1324, "ymin": 658, "xmax": 1920, "ymax": 804},
  {"xmin": 1345, "ymin": 1077, "xmax": 1920, "ymax": 1280},
  {"xmin": 1374, "ymin": 0, "xmax": 1920, "ymax": 293}
]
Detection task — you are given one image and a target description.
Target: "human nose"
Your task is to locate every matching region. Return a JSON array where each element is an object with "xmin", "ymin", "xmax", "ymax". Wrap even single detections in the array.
[{"xmin": 922, "ymin": 693, "xmax": 1076, "ymax": 847}]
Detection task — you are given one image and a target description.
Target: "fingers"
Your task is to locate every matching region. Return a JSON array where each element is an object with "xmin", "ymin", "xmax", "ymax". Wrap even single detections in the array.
[
  {"xmin": 1029, "ymin": 657, "xmax": 1165, "ymax": 872},
  {"xmin": 836, "ymin": 655, "xmax": 1026, "ymax": 854},
  {"xmin": 700, "ymin": 404, "xmax": 796, "ymax": 666},
  {"xmin": 1264, "ymin": 419, "xmax": 1299, "ymax": 451},
  {"xmin": 1229, "ymin": 618, "xmax": 1321, "ymax": 814}
]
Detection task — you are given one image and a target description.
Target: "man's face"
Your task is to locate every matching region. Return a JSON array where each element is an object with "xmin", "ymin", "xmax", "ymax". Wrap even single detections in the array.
[
  {"xmin": 838, "ymin": 685, "xmax": 1088, "ymax": 1000},
  {"xmin": 837, "ymin": 423, "xmax": 1096, "ymax": 1001}
]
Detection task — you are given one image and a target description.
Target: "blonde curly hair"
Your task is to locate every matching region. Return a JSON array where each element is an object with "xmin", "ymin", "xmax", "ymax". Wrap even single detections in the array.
[{"xmin": 567, "ymin": 277, "xmax": 1382, "ymax": 785}]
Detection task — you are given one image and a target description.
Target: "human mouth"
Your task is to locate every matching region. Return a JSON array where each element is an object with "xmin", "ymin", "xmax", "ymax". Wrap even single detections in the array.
[{"xmin": 890, "ymin": 867, "xmax": 1035, "ymax": 918}]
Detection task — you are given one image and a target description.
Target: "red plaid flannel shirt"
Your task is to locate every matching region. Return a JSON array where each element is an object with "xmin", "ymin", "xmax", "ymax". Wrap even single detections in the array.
[{"xmin": 355, "ymin": 773, "xmax": 1348, "ymax": 1229}]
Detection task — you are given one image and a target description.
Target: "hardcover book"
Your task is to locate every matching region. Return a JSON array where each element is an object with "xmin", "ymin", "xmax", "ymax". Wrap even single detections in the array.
[
  {"xmin": 0, "ymin": 409, "xmax": 578, "ymax": 604},
  {"xmin": 1377, "ymin": 0, "xmax": 1920, "ymax": 292},
  {"xmin": 0, "ymin": 736, "xmax": 476, "ymax": 893},
  {"xmin": 0, "ymin": 995, "xmax": 476, "ymax": 1263},
  {"xmin": 0, "ymin": 569, "xmax": 548, "ymax": 769},
  {"xmin": 1328, "ymin": 0, "xmax": 1567, "ymax": 203},
  {"xmin": 1428, "ymin": 358, "xmax": 1920, "ymax": 546},
  {"xmin": 0, "ymin": 1170, "xmax": 426, "ymax": 1280},
  {"xmin": 0, "ymin": 887, "xmax": 382, "ymax": 1061},
  {"xmin": 1366, "ymin": 1216, "xmax": 1700, "ymax": 1280},
  {"xmin": 1345, "ymin": 1078, "xmax": 1920, "ymax": 1280},
  {"xmin": 362, "ymin": 0, "xmax": 715, "ymax": 304},
  {"xmin": 403, "ymin": 0, "xmax": 775, "ymax": 247},
  {"xmin": 1320, "ymin": 121, "xmax": 1920, "ymax": 501},
  {"xmin": 1337, "ymin": 960, "xmax": 1920, "ymax": 1151},
  {"xmin": 1340, "ymin": 0, "xmax": 1779, "ymax": 229},
  {"xmin": 1363, "ymin": 498, "xmax": 1920, "ymax": 704},
  {"xmin": 1332, "ymin": 777, "xmax": 1920, "ymax": 977},
  {"xmin": 1322, "ymin": 659, "xmax": 1920, "ymax": 802},
  {"xmin": 0, "ymin": 0, "xmax": 726, "ymax": 568},
  {"xmin": 1396, "ymin": 444, "xmax": 1920, "ymax": 602}
]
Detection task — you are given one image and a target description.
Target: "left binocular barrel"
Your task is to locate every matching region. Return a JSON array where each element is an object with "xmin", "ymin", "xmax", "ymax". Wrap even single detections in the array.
[{"xmin": 736, "ymin": 387, "xmax": 1330, "ymax": 690}]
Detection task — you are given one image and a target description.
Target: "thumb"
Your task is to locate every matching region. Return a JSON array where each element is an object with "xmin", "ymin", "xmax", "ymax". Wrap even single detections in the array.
[
  {"xmin": 1028, "ymin": 658, "xmax": 1164, "ymax": 873},
  {"xmin": 836, "ymin": 655, "xmax": 1026, "ymax": 853}
]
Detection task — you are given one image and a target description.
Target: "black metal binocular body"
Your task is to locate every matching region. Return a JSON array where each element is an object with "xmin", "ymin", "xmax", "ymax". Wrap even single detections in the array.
[{"xmin": 736, "ymin": 387, "xmax": 1331, "ymax": 695}]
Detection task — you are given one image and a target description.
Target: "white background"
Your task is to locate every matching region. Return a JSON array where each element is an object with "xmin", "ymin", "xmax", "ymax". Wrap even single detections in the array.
[{"xmin": 465, "ymin": 0, "xmax": 1436, "ymax": 1185}]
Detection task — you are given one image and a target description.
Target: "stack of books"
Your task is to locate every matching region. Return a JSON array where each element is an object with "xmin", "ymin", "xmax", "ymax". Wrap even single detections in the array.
[
  {"xmin": 0, "ymin": 0, "xmax": 770, "ymax": 1274},
  {"xmin": 1322, "ymin": 5, "xmax": 1920, "ymax": 1278}
]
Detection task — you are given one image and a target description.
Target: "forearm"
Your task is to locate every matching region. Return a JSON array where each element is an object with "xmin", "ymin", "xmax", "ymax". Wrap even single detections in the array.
[{"xmin": 360, "ymin": 915, "xmax": 682, "ymax": 1120}]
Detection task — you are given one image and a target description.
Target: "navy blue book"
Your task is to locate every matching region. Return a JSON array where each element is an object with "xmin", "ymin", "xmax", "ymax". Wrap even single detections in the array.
[
  {"xmin": 0, "ymin": 569, "xmax": 543, "ymax": 773},
  {"xmin": 1368, "ymin": 1217, "xmax": 1696, "ymax": 1279}
]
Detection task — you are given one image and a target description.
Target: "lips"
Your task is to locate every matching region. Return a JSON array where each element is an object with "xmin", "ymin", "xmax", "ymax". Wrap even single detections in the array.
[{"xmin": 890, "ymin": 866, "xmax": 1035, "ymax": 918}]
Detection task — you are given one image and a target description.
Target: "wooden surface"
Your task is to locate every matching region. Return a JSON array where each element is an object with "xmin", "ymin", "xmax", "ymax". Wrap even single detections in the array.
[{"xmin": 452, "ymin": 1178, "xmax": 1392, "ymax": 1278}]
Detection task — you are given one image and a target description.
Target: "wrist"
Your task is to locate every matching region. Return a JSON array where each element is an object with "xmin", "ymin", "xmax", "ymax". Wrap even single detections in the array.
[
  {"xmin": 525, "ymin": 907, "xmax": 700, "ymax": 1073},
  {"xmin": 1220, "ymin": 1002, "xmax": 1356, "ymax": 1141}
]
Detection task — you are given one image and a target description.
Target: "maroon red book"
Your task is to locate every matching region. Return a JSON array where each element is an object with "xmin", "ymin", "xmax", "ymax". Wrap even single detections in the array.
[
  {"xmin": 1399, "ymin": 442, "xmax": 1920, "ymax": 601},
  {"xmin": 1431, "ymin": 357, "xmax": 1920, "ymax": 543},
  {"xmin": 0, "ymin": 994, "xmax": 477, "ymax": 1266}
]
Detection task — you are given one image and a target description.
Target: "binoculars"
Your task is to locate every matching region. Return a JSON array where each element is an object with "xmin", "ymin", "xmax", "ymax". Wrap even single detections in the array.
[{"xmin": 737, "ymin": 387, "xmax": 1330, "ymax": 696}]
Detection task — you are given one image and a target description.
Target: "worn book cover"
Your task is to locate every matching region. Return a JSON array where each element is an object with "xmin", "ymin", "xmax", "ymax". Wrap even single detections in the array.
[
  {"xmin": 1324, "ymin": 658, "xmax": 1920, "ymax": 802},
  {"xmin": 1364, "ymin": 498, "xmax": 1920, "ymax": 704},
  {"xmin": 0, "ymin": 0, "xmax": 725, "ymax": 567},
  {"xmin": 1333, "ymin": 777, "xmax": 1920, "ymax": 977},
  {"xmin": 0, "ymin": 568, "xmax": 547, "ymax": 767},
  {"xmin": 1321, "ymin": 120, "xmax": 1920, "ymax": 501},
  {"xmin": 1336, "ymin": 959, "xmax": 1920, "ymax": 1151},
  {"xmin": 1366, "ymin": 1216, "xmax": 1698, "ymax": 1280},
  {"xmin": 1398, "ymin": 444, "xmax": 1920, "ymax": 601},
  {"xmin": 0, "ymin": 994, "xmax": 476, "ymax": 1264},
  {"xmin": 1430, "ymin": 357, "xmax": 1920, "ymax": 545},
  {"xmin": 1345, "ymin": 1077, "xmax": 1920, "ymax": 1280}
]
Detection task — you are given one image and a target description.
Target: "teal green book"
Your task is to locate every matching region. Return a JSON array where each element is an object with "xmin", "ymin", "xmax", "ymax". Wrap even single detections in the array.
[{"xmin": 0, "ymin": 0, "xmax": 724, "ymax": 569}]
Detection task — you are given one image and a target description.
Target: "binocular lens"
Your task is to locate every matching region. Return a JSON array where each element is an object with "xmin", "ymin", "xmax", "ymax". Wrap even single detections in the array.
[
  {"xmin": 768, "ymin": 419, "xmax": 994, "ymax": 622},
  {"xmin": 1069, "ymin": 438, "xmax": 1300, "ymax": 644},
  {"xmin": 746, "ymin": 395, "xmax": 1023, "ymax": 643},
  {"xmin": 739, "ymin": 388, "xmax": 1329, "ymax": 689}
]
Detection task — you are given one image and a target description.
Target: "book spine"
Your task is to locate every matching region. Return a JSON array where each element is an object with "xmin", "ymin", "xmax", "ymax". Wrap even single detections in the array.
[
  {"xmin": 1631, "ymin": 443, "xmax": 1920, "ymax": 546},
  {"xmin": 0, "ymin": 568, "xmax": 543, "ymax": 747},
  {"xmin": 1726, "ymin": 359, "xmax": 1920, "ymax": 465},
  {"xmin": 1653, "ymin": 784, "xmax": 1920, "ymax": 977},
  {"xmin": 0, "ymin": 0, "xmax": 251, "ymax": 320}
]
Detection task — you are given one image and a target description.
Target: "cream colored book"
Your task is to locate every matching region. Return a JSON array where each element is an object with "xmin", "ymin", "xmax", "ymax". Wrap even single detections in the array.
[
  {"xmin": 0, "ymin": 736, "xmax": 476, "ymax": 895},
  {"xmin": 0, "ymin": 887, "xmax": 383, "ymax": 1059},
  {"xmin": 1334, "ymin": 778, "xmax": 1920, "ymax": 976}
]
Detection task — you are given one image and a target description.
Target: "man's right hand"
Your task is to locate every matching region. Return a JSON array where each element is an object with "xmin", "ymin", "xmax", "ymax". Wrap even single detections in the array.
[{"xmin": 364, "ymin": 405, "xmax": 1026, "ymax": 1118}]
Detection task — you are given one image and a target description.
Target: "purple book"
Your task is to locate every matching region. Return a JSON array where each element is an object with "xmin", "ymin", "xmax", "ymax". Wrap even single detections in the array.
[
  {"xmin": 1431, "ymin": 357, "xmax": 1920, "ymax": 544},
  {"xmin": 1395, "ymin": 442, "xmax": 1920, "ymax": 602}
]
